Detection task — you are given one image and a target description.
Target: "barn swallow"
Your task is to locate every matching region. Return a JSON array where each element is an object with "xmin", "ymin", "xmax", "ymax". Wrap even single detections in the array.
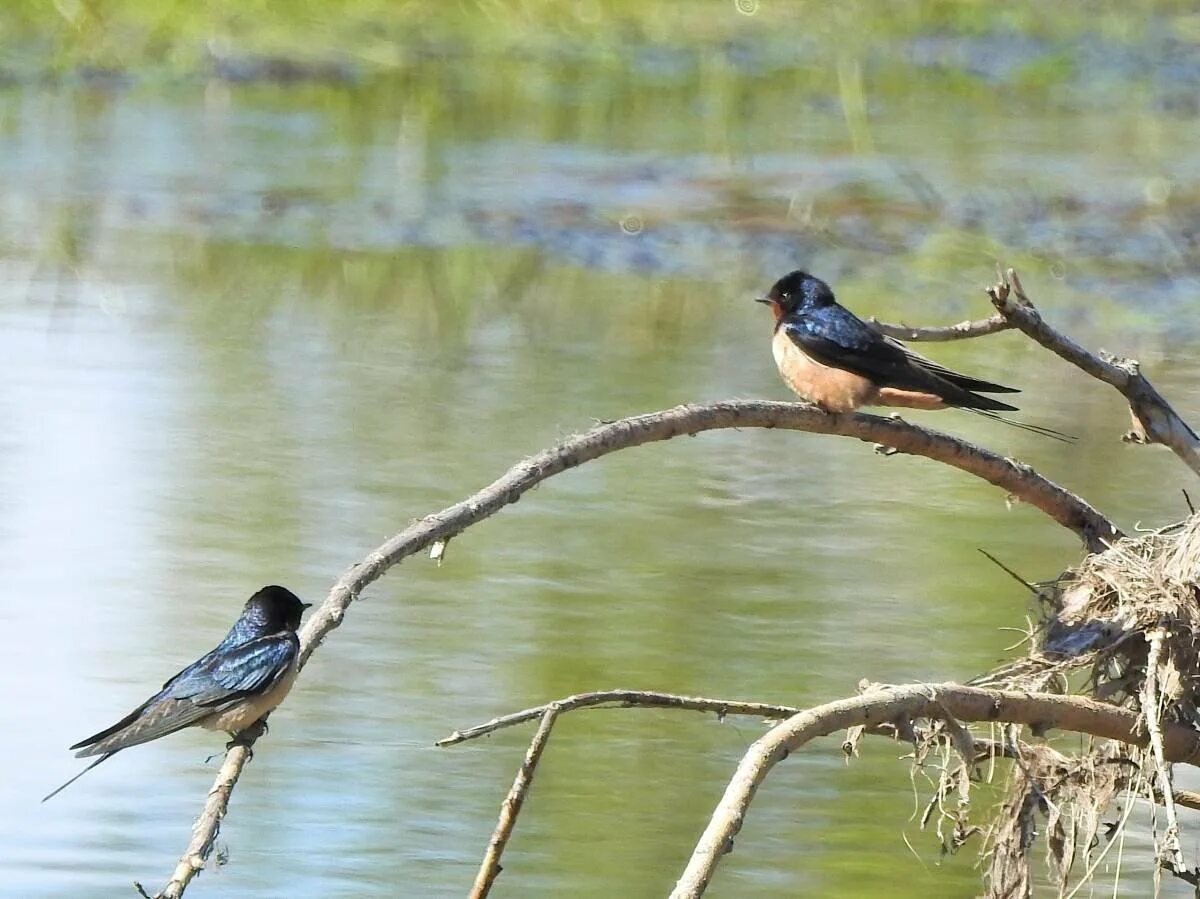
[
  {"xmin": 43, "ymin": 585, "xmax": 309, "ymax": 801},
  {"xmin": 756, "ymin": 270, "xmax": 1074, "ymax": 441}
]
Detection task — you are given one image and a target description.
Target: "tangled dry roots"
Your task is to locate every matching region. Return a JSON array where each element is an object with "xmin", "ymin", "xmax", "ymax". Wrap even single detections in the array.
[{"xmin": 907, "ymin": 515, "xmax": 1200, "ymax": 896}]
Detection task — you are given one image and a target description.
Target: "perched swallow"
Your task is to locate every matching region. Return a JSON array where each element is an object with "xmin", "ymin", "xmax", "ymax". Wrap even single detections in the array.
[
  {"xmin": 44, "ymin": 585, "xmax": 310, "ymax": 801},
  {"xmin": 756, "ymin": 270, "xmax": 1073, "ymax": 441}
]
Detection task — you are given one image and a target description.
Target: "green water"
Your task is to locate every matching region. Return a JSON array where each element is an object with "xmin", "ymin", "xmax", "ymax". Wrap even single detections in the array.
[{"xmin": 3, "ymin": 4, "xmax": 1200, "ymax": 897}]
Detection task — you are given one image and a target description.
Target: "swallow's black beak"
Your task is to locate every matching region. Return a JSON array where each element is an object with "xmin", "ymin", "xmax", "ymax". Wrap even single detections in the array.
[
  {"xmin": 754, "ymin": 296, "xmax": 772, "ymax": 305},
  {"xmin": 301, "ymin": 602, "xmax": 313, "ymax": 611}
]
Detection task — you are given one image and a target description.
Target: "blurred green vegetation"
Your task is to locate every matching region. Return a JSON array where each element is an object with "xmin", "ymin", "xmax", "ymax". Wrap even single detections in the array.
[{"xmin": 2, "ymin": 0, "xmax": 1199, "ymax": 77}]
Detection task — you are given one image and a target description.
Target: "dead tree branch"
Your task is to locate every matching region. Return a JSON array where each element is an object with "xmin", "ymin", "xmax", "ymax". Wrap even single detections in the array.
[
  {"xmin": 868, "ymin": 313, "xmax": 1010, "ymax": 342},
  {"xmin": 872, "ymin": 269, "xmax": 1200, "ymax": 474},
  {"xmin": 671, "ymin": 682, "xmax": 1200, "ymax": 899},
  {"xmin": 149, "ymin": 400, "xmax": 1115, "ymax": 897},
  {"xmin": 134, "ymin": 723, "xmax": 264, "ymax": 899},
  {"xmin": 451, "ymin": 690, "xmax": 801, "ymax": 898},
  {"xmin": 988, "ymin": 269, "xmax": 1200, "ymax": 475},
  {"xmin": 450, "ymin": 696, "xmax": 797, "ymax": 897},
  {"xmin": 448, "ymin": 690, "xmax": 1200, "ymax": 898},
  {"xmin": 438, "ymin": 690, "xmax": 801, "ymax": 747},
  {"xmin": 469, "ymin": 707, "xmax": 559, "ymax": 899}
]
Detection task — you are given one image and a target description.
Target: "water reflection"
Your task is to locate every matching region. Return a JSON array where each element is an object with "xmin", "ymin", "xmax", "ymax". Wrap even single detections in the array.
[{"xmin": 2, "ymin": 20, "xmax": 1199, "ymax": 899}]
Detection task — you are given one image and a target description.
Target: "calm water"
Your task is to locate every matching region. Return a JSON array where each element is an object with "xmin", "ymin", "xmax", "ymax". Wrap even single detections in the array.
[{"xmin": 3, "ymin": 18, "xmax": 1200, "ymax": 899}]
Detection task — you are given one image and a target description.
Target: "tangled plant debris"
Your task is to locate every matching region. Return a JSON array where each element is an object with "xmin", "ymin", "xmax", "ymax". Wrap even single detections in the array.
[{"xmin": 938, "ymin": 516, "xmax": 1200, "ymax": 895}]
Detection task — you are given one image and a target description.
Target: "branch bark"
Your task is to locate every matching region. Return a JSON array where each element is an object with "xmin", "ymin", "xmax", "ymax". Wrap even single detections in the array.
[
  {"xmin": 438, "ymin": 690, "xmax": 801, "ymax": 747},
  {"xmin": 144, "ymin": 722, "xmax": 264, "ymax": 899},
  {"xmin": 868, "ymin": 313, "xmax": 1010, "ymax": 342},
  {"xmin": 988, "ymin": 269, "xmax": 1200, "ymax": 476},
  {"xmin": 148, "ymin": 400, "xmax": 1117, "ymax": 897},
  {"xmin": 469, "ymin": 706, "xmax": 559, "ymax": 899},
  {"xmin": 671, "ymin": 682, "xmax": 1200, "ymax": 899}
]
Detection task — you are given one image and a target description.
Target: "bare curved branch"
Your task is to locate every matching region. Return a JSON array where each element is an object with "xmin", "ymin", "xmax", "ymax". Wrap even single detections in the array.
[
  {"xmin": 670, "ymin": 682, "xmax": 1200, "ymax": 899},
  {"xmin": 868, "ymin": 313, "xmax": 1010, "ymax": 342},
  {"xmin": 148, "ymin": 401, "xmax": 1117, "ymax": 897},
  {"xmin": 988, "ymin": 269, "xmax": 1200, "ymax": 476}
]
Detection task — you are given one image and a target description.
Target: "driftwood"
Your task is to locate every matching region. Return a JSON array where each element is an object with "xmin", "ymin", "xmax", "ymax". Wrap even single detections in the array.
[{"xmin": 140, "ymin": 269, "xmax": 1197, "ymax": 898}]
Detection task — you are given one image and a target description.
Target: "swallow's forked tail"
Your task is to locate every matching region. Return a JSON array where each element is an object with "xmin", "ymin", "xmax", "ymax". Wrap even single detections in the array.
[
  {"xmin": 42, "ymin": 751, "xmax": 117, "ymax": 802},
  {"xmin": 965, "ymin": 408, "xmax": 1077, "ymax": 443}
]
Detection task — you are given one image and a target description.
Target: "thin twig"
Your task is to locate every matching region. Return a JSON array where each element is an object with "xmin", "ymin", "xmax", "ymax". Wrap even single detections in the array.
[
  {"xmin": 439, "ymin": 690, "xmax": 800, "ymax": 747},
  {"xmin": 977, "ymin": 548, "xmax": 1041, "ymax": 595},
  {"xmin": 670, "ymin": 682, "xmax": 1200, "ymax": 899},
  {"xmin": 469, "ymin": 706, "xmax": 560, "ymax": 899},
  {"xmin": 868, "ymin": 313, "xmax": 1010, "ymax": 342},
  {"xmin": 988, "ymin": 269, "xmax": 1200, "ymax": 476},
  {"xmin": 148, "ymin": 400, "xmax": 1118, "ymax": 897}
]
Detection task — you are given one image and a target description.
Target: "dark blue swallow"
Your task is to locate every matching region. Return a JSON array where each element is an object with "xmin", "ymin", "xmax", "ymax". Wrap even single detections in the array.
[
  {"xmin": 44, "ymin": 585, "xmax": 309, "ymax": 801},
  {"xmin": 756, "ymin": 270, "xmax": 1074, "ymax": 441}
]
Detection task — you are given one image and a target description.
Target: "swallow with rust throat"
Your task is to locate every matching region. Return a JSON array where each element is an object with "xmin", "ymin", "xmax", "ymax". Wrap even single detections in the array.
[
  {"xmin": 756, "ymin": 270, "xmax": 1073, "ymax": 441},
  {"xmin": 44, "ymin": 585, "xmax": 310, "ymax": 801}
]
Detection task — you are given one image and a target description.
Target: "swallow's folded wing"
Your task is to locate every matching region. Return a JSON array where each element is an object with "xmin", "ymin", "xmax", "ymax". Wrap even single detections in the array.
[
  {"xmin": 70, "ymin": 692, "xmax": 213, "ymax": 756},
  {"xmin": 881, "ymin": 336, "xmax": 1019, "ymax": 394},
  {"xmin": 783, "ymin": 309, "xmax": 930, "ymax": 392},
  {"xmin": 66, "ymin": 633, "xmax": 298, "ymax": 762},
  {"xmin": 180, "ymin": 633, "xmax": 299, "ymax": 707},
  {"xmin": 785, "ymin": 309, "xmax": 1020, "ymax": 412}
]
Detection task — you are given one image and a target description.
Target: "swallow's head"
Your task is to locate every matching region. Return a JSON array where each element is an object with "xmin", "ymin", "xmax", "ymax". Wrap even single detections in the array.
[
  {"xmin": 245, "ymin": 585, "xmax": 311, "ymax": 633},
  {"xmin": 755, "ymin": 270, "xmax": 835, "ymax": 320}
]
